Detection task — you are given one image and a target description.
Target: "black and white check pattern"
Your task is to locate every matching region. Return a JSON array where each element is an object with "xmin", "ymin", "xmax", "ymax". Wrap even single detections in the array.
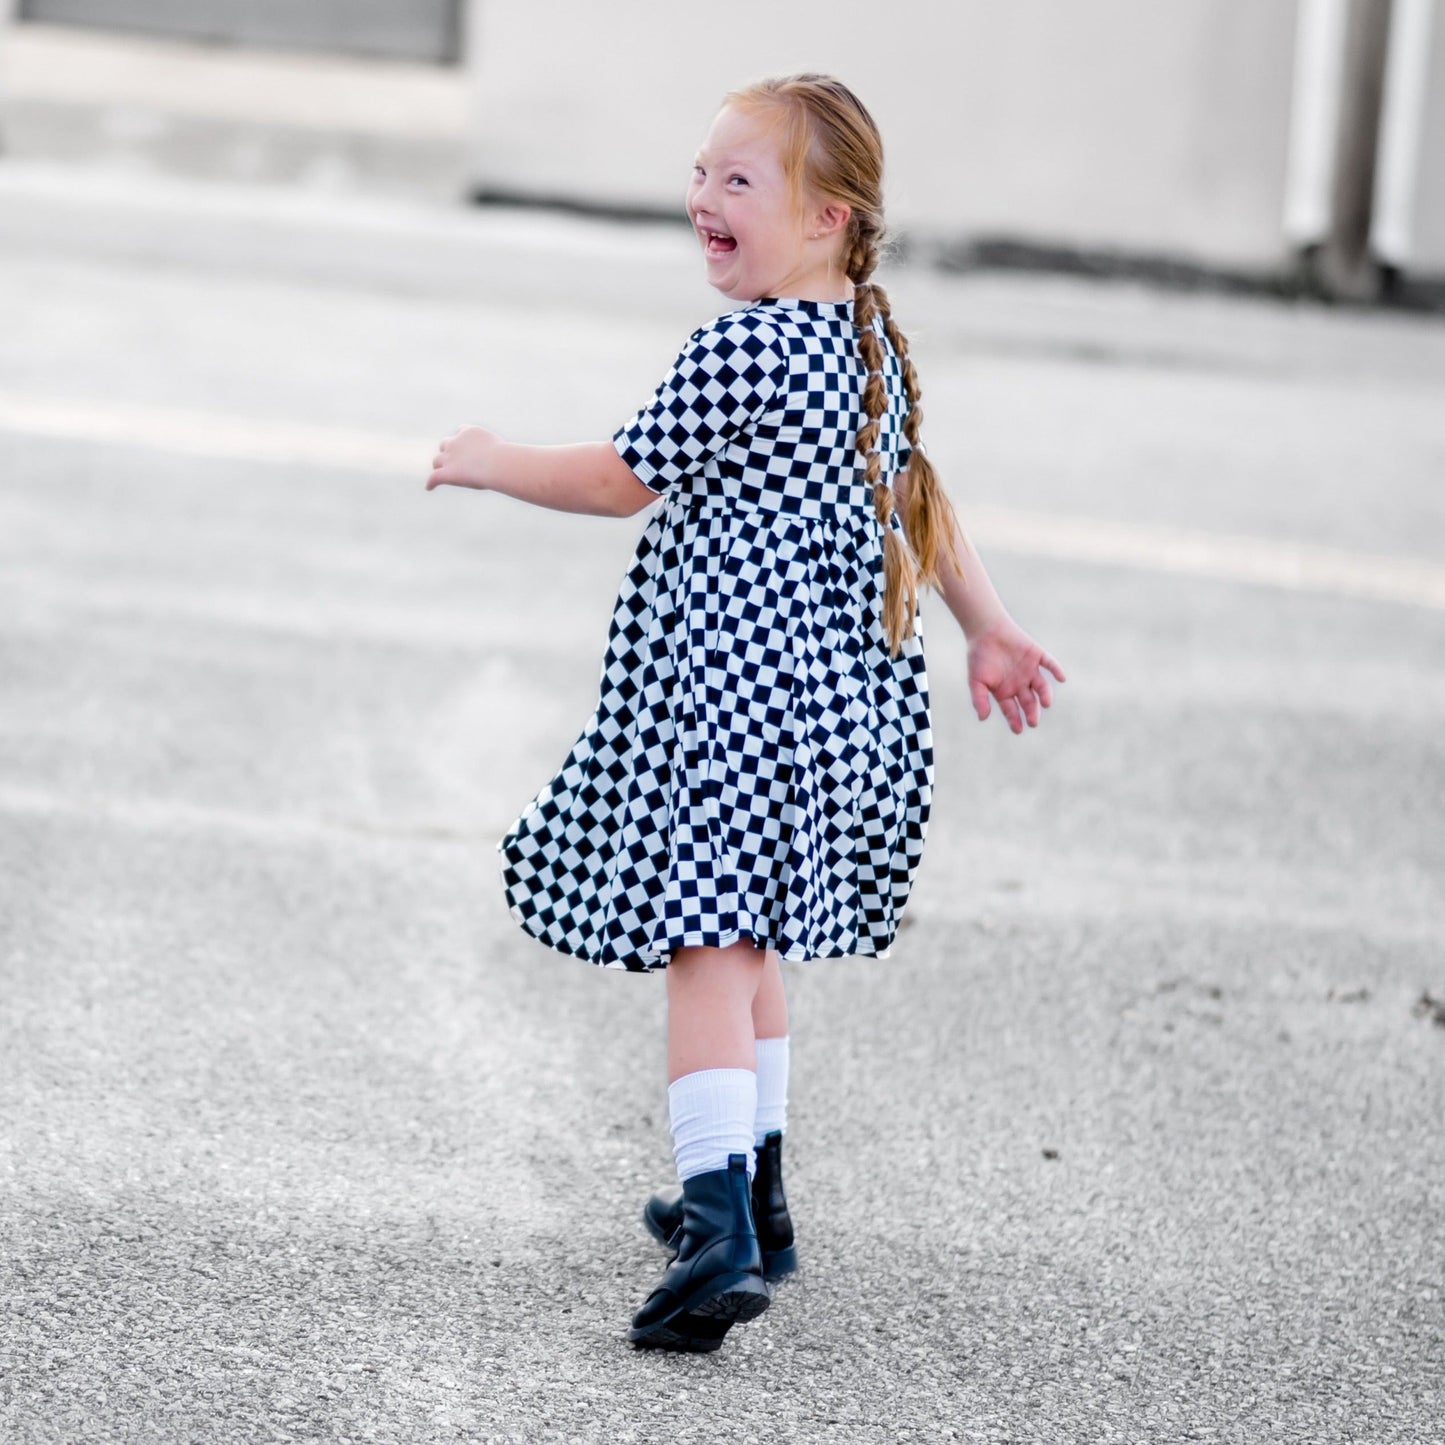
[{"xmin": 499, "ymin": 298, "xmax": 932, "ymax": 970}]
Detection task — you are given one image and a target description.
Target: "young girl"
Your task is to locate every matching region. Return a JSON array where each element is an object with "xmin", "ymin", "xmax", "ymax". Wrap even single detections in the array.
[{"xmin": 427, "ymin": 73, "xmax": 1064, "ymax": 1352}]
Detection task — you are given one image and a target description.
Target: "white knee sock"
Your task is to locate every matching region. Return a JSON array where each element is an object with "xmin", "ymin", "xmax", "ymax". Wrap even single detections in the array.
[
  {"xmin": 753, "ymin": 1036, "xmax": 789, "ymax": 1145},
  {"xmin": 668, "ymin": 1068, "xmax": 757, "ymax": 1182}
]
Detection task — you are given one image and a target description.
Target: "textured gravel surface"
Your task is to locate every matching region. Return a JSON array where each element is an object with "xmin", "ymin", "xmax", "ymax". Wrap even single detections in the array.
[{"xmin": 1, "ymin": 169, "xmax": 1443, "ymax": 1444}]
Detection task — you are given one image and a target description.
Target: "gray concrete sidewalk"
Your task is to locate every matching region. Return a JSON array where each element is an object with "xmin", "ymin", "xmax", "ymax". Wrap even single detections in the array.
[{"xmin": 0, "ymin": 161, "xmax": 1442, "ymax": 1444}]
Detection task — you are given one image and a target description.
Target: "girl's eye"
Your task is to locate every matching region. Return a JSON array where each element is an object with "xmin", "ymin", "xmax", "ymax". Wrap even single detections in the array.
[{"xmin": 727, "ymin": 175, "xmax": 749, "ymax": 187}]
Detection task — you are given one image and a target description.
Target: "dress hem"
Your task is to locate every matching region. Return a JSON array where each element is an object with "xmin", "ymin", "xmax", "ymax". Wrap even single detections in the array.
[
  {"xmin": 504, "ymin": 899, "xmax": 896, "ymax": 971},
  {"xmin": 634, "ymin": 926, "xmax": 895, "ymax": 971}
]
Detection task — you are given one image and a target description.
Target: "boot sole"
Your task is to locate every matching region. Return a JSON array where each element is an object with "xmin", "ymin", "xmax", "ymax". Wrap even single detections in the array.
[
  {"xmin": 762, "ymin": 1244, "xmax": 798, "ymax": 1280},
  {"xmin": 628, "ymin": 1271, "xmax": 771, "ymax": 1352}
]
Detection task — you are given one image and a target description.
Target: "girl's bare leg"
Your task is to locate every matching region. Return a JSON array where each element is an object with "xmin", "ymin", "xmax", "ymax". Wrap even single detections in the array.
[
  {"xmin": 666, "ymin": 939, "xmax": 767, "ymax": 1082},
  {"xmin": 750, "ymin": 949, "xmax": 789, "ymax": 1040}
]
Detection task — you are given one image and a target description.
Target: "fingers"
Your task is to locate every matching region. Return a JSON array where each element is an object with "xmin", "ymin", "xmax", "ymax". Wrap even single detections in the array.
[
  {"xmin": 1019, "ymin": 686, "xmax": 1041, "ymax": 728},
  {"xmin": 426, "ymin": 436, "xmax": 451, "ymax": 490},
  {"xmin": 1014, "ymin": 649, "xmax": 1063, "ymax": 727},
  {"xmin": 969, "ymin": 679, "xmax": 992, "ymax": 722},
  {"xmin": 981, "ymin": 678, "xmax": 1049, "ymax": 734},
  {"xmin": 974, "ymin": 676, "xmax": 1043, "ymax": 733}
]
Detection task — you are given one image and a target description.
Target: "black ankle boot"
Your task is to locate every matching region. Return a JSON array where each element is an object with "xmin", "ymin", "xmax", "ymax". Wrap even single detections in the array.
[
  {"xmin": 643, "ymin": 1130, "xmax": 797, "ymax": 1281},
  {"xmin": 750, "ymin": 1131, "xmax": 798, "ymax": 1277},
  {"xmin": 628, "ymin": 1153, "xmax": 770, "ymax": 1352}
]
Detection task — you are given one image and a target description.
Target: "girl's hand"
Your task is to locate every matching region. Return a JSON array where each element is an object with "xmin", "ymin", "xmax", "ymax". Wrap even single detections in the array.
[
  {"xmin": 966, "ymin": 613, "xmax": 1066, "ymax": 735},
  {"xmin": 426, "ymin": 425, "xmax": 503, "ymax": 491}
]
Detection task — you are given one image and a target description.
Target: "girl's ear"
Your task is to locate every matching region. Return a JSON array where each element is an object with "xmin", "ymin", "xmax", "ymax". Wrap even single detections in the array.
[{"xmin": 809, "ymin": 200, "xmax": 851, "ymax": 241}]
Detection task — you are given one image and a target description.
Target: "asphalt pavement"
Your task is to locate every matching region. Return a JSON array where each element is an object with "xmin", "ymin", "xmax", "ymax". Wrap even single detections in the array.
[{"xmin": 1, "ymin": 160, "xmax": 1443, "ymax": 1444}]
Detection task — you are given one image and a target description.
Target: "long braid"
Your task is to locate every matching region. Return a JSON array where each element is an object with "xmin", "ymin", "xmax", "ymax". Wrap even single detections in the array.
[
  {"xmin": 875, "ymin": 295, "xmax": 964, "ymax": 606},
  {"xmin": 848, "ymin": 229, "xmax": 962, "ymax": 655},
  {"xmin": 849, "ymin": 227, "xmax": 917, "ymax": 653}
]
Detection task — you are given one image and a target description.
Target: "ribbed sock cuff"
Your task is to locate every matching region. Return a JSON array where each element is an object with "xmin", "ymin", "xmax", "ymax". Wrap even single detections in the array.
[
  {"xmin": 668, "ymin": 1067, "xmax": 758, "ymax": 1182},
  {"xmin": 753, "ymin": 1035, "xmax": 789, "ymax": 1145}
]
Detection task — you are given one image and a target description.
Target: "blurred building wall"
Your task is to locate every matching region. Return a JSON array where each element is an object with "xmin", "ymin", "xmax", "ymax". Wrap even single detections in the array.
[
  {"xmin": 4, "ymin": 0, "xmax": 1440, "ymax": 283},
  {"xmin": 465, "ymin": 0, "xmax": 1302, "ymax": 272}
]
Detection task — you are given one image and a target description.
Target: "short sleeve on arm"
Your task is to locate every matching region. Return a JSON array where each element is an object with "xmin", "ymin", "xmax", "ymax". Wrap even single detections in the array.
[{"xmin": 612, "ymin": 316, "xmax": 784, "ymax": 496}]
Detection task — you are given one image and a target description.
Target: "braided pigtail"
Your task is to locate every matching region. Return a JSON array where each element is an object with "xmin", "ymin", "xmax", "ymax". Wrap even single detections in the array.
[
  {"xmin": 875, "ymin": 294, "xmax": 964, "ymax": 609},
  {"xmin": 850, "ymin": 229, "xmax": 918, "ymax": 654},
  {"xmin": 849, "ymin": 226, "xmax": 963, "ymax": 654}
]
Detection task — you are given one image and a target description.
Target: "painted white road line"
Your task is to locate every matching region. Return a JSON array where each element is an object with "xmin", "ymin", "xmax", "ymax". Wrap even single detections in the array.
[
  {"xmin": 963, "ymin": 504, "xmax": 1445, "ymax": 612},
  {"xmin": 0, "ymin": 392, "xmax": 426, "ymax": 474},
  {"xmin": 3, "ymin": 391, "xmax": 1444, "ymax": 612}
]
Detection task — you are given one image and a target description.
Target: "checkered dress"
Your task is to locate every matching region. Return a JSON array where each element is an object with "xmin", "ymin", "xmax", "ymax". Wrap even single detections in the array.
[{"xmin": 498, "ymin": 296, "xmax": 932, "ymax": 971}]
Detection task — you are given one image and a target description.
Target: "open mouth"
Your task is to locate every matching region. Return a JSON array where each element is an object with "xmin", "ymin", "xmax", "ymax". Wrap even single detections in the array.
[{"xmin": 701, "ymin": 229, "xmax": 738, "ymax": 257}]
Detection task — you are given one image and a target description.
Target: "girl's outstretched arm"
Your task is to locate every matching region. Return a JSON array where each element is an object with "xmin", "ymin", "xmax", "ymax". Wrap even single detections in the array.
[
  {"xmin": 426, "ymin": 427, "xmax": 658, "ymax": 518},
  {"xmin": 931, "ymin": 511, "xmax": 1067, "ymax": 736}
]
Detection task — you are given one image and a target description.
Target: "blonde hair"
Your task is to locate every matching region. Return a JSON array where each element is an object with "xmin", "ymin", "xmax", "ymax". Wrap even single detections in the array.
[{"xmin": 724, "ymin": 73, "xmax": 964, "ymax": 654}]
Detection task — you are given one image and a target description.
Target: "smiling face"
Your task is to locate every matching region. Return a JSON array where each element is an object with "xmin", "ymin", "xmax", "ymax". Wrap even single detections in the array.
[{"xmin": 687, "ymin": 103, "xmax": 849, "ymax": 303}]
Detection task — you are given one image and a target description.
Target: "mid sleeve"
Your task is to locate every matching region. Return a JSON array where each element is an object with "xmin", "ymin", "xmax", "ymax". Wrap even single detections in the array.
[{"xmin": 612, "ymin": 316, "xmax": 784, "ymax": 496}]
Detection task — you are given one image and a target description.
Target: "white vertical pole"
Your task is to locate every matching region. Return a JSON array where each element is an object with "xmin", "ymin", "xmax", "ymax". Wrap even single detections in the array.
[
  {"xmin": 1370, "ymin": 0, "xmax": 1436, "ymax": 266},
  {"xmin": 461, "ymin": 0, "xmax": 489, "ymax": 200},
  {"xmin": 0, "ymin": 0, "xmax": 20, "ymax": 154},
  {"xmin": 1284, "ymin": 0, "xmax": 1353, "ymax": 246}
]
